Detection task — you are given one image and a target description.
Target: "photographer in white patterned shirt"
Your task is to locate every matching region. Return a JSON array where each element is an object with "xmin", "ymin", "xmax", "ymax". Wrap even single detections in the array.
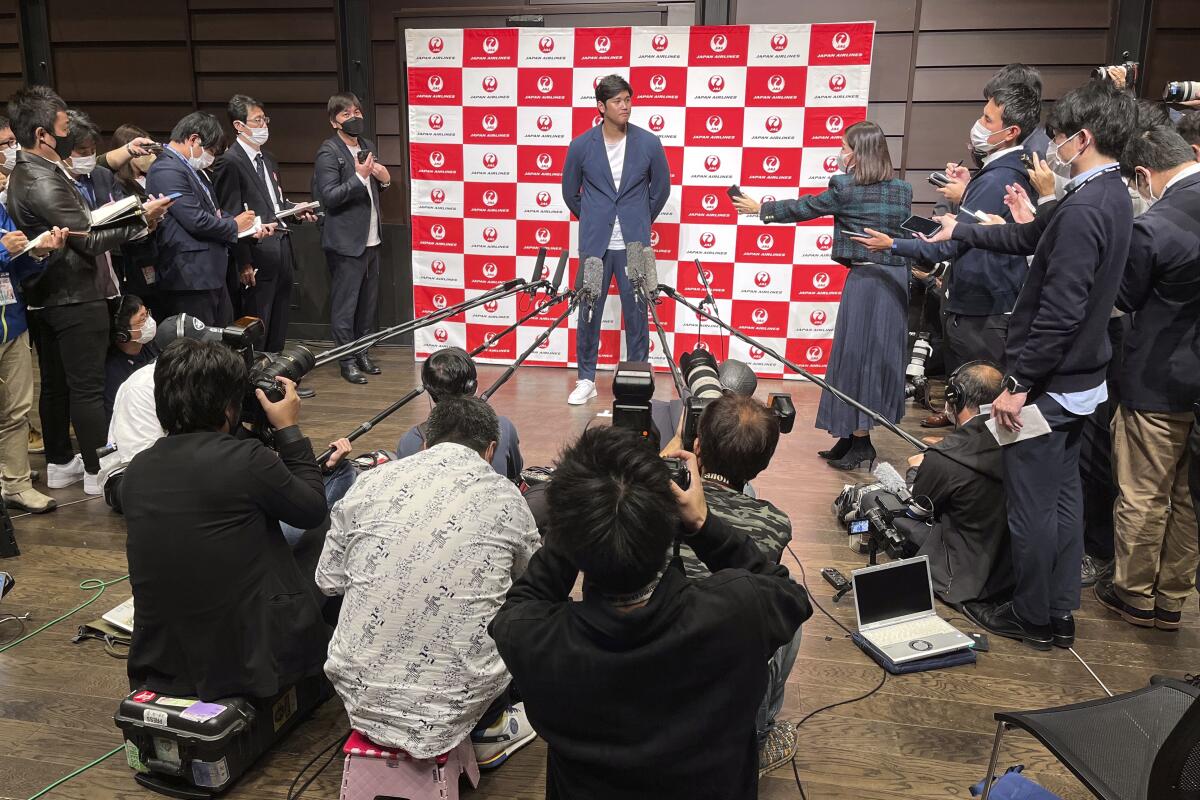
[{"xmin": 316, "ymin": 395, "xmax": 540, "ymax": 768}]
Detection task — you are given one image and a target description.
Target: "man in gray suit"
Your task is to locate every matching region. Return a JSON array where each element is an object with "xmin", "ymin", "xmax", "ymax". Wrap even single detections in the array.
[{"xmin": 561, "ymin": 75, "xmax": 670, "ymax": 405}]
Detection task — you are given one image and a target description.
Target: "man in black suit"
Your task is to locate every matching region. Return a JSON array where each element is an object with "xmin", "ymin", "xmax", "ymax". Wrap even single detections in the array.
[
  {"xmin": 312, "ymin": 92, "xmax": 390, "ymax": 385},
  {"xmin": 1093, "ymin": 126, "xmax": 1200, "ymax": 631},
  {"xmin": 213, "ymin": 95, "xmax": 318, "ymax": 366}
]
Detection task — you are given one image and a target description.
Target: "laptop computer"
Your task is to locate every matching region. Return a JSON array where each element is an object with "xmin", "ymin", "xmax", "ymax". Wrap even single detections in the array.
[
  {"xmin": 102, "ymin": 596, "xmax": 135, "ymax": 634},
  {"xmin": 851, "ymin": 555, "xmax": 973, "ymax": 664}
]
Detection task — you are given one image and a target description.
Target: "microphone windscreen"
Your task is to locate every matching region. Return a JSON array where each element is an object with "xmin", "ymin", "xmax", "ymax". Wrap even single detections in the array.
[
  {"xmin": 530, "ymin": 247, "xmax": 547, "ymax": 286},
  {"xmin": 871, "ymin": 461, "xmax": 909, "ymax": 496},
  {"xmin": 718, "ymin": 359, "xmax": 758, "ymax": 397},
  {"xmin": 582, "ymin": 256, "xmax": 605, "ymax": 299},
  {"xmin": 625, "ymin": 240, "xmax": 644, "ymax": 284},
  {"xmin": 551, "ymin": 250, "xmax": 569, "ymax": 294},
  {"xmin": 642, "ymin": 246, "xmax": 659, "ymax": 292}
]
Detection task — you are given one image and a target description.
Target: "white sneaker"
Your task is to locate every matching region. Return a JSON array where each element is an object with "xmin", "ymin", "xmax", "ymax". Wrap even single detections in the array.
[
  {"xmin": 46, "ymin": 455, "xmax": 85, "ymax": 489},
  {"xmin": 471, "ymin": 703, "xmax": 538, "ymax": 770},
  {"xmin": 567, "ymin": 379, "xmax": 597, "ymax": 405},
  {"xmin": 83, "ymin": 471, "xmax": 102, "ymax": 496}
]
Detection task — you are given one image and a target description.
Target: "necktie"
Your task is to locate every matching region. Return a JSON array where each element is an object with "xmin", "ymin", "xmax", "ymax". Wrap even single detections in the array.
[{"xmin": 255, "ymin": 153, "xmax": 285, "ymax": 209}]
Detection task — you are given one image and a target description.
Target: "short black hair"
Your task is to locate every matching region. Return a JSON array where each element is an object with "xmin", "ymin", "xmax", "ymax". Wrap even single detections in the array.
[
  {"xmin": 1136, "ymin": 99, "xmax": 1172, "ymax": 132},
  {"xmin": 227, "ymin": 94, "xmax": 263, "ymax": 126},
  {"xmin": 327, "ymin": 92, "xmax": 362, "ymax": 120},
  {"xmin": 113, "ymin": 294, "xmax": 145, "ymax": 338},
  {"xmin": 595, "ymin": 74, "xmax": 632, "ymax": 105},
  {"xmin": 547, "ymin": 426, "xmax": 678, "ymax": 594},
  {"xmin": 1046, "ymin": 80, "xmax": 1138, "ymax": 159},
  {"xmin": 986, "ymin": 64, "xmax": 1043, "ymax": 100},
  {"xmin": 696, "ymin": 394, "xmax": 780, "ymax": 489},
  {"xmin": 984, "ymin": 81, "xmax": 1041, "ymax": 144},
  {"xmin": 422, "ymin": 347, "xmax": 477, "ymax": 402},
  {"xmin": 0, "ymin": 114, "xmax": 10, "ymax": 133},
  {"xmin": 425, "ymin": 395, "xmax": 499, "ymax": 455},
  {"xmin": 1121, "ymin": 125, "xmax": 1197, "ymax": 177},
  {"xmin": 1177, "ymin": 111, "xmax": 1200, "ymax": 147},
  {"xmin": 7, "ymin": 85, "xmax": 67, "ymax": 148},
  {"xmin": 154, "ymin": 339, "xmax": 247, "ymax": 435},
  {"xmin": 955, "ymin": 363, "xmax": 1002, "ymax": 412},
  {"xmin": 66, "ymin": 109, "xmax": 100, "ymax": 150},
  {"xmin": 169, "ymin": 111, "xmax": 224, "ymax": 150}
]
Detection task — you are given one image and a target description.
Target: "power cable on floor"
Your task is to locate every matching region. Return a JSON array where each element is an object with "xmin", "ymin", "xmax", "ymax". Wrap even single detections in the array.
[
  {"xmin": 0, "ymin": 574, "xmax": 128, "ymax": 654},
  {"xmin": 26, "ymin": 744, "xmax": 123, "ymax": 800}
]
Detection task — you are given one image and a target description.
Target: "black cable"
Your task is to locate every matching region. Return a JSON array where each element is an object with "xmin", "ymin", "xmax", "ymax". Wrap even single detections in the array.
[
  {"xmin": 785, "ymin": 543, "xmax": 854, "ymax": 638},
  {"xmin": 287, "ymin": 729, "xmax": 350, "ymax": 800}
]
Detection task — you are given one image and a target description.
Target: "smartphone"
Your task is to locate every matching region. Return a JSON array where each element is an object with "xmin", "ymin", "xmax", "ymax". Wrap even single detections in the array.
[
  {"xmin": 1019, "ymin": 152, "xmax": 1035, "ymax": 170},
  {"xmin": 163, "ymin": 192, "xmax": 182, "ymax": 201},
  {"xmin": 356, "ymin": 150, "xmax": 370, "ymax": 165},
  {"xmin": 900, "ymin": 215, "xmax": 943, "ymax": 237},
  {"xmin": 928, "ymin": 171, "xmax": 951, "ymax": 188},
  {"xmin": 726, "ymin": 184, "xmax": 744, "ymax": 201}
]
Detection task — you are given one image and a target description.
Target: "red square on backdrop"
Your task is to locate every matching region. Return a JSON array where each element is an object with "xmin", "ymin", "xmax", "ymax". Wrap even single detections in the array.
[
  {"xmin": 680, "ymin": 186, "xmax": 738, "ymax": 225},
  {"xmin": 466, "ymin": 323, "xmax": 518, "ymax": 361},
  {"xmin": 412, "ymin": 215, "xmax": 464, "ymax": 253},
  {"xmin": 663, "ymin": 146, "xmax": 684, "ymax": 184},
  {"xmin": 787, "ymin": 337, "xmax": 836, "ymax": 372},
  {"xmin": 517, "ymin": 68, "xmax": 573, "ymax": 105},
  {"xmin": 677, "ymin": 259, "xmax": 734, "ymax": 300},
  {"xmin": 409, "ymin": 143, "xmax": 463, "ymax": 181},
  {"xmin": 524, "ymin": 291, "xmax": 570, "ymax": 327},
  {"xmin": 516, "ymin": 219, "xmax": 570, "ymax": 258},
  {"xmin": 745, "ymin": 66, "xmax": 808, "ymax": 106},
  {"xmin": 804, "ymin": 106, "xmax": 867, "ymax": 147},
  {"xmin": 414, "ymin": 285, "xmax": 466, "ymax": 320},
  {"xmin": 629, "ymin": 66, "xmax": 688, "ymax": 106},
  {"xmin": 792, "ymin": 264, "xmax": 848, "ymax": 301},
  {"xmin": 407, "ymin": 68, "xmax": 463, "ymax": 105},
  {"xmin": 463, "ymin": 29, "xmax": 518, "ymax": 67},
  {"xmin": 572, "ymin": 107, "xmax": 603, "ymax": 137},
  {"xmin": 644, "ymin": 295, "xmax": 676, "ymax": 333},
  {"xmin": 688, "ymin": 26, "xmax": 750, "ymax": 66},
  {"xmin": 649, "ymin": 222, "xmax": 680, "ymax": 261},
  {"xmin": 730, "ymin": 299, "xmax": 789, "ymax": 337},
  {"xmin": 463, "ymin": 182, "xmax": 517, "ymax": 218},
  {"xmin": 574, "ymin": 28, "xmax": 632, "ymax": 67},
  {"xmin": 465, "ymin": 254, "xmax": 516, "ymax": 290},
  {"xmin": 809, "ymin": 23, "xmax": 874, "ymax": 65},
  {"xmin": 740, "ymin": 147, "xmax": 802, "ymax": 185},
  {"xmin": 735, "ymin": 225, "xmax": 796, "ymax": 264},
  {"xmin": 517, "ymin": 145, "xmax": 567, "ymax": 183},
  {"xmin": 463, "ymin": 106, "xmax": 517, "ymax": 145},
  {"xmin": 684, "ymin": 107, "xmax": 744, "ymax": 146}
]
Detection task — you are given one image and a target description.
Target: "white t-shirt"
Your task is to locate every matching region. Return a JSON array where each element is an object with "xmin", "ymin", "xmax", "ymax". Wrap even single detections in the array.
[
  {"xmin": 98, "ymin": 362, "xmax": 164, "ymax": 492},
  {"xmin": 346, "ymin": 143, "xmax": 381, "ymax": 248},
  {"xmin": 606, "ymin": 135, "xmax": 627, "ymax": 251}
]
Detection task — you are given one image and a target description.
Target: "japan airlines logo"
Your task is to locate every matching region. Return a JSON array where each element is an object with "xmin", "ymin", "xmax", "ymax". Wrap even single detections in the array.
[
  {"xmin": 823, "ymin": 156, "xmax": 840, "ymax": 173},
  {"xmin": 482, "ymin": 226, "xmax": 499, "ymax": 243},
  {"xmin": 592, "ymin": 114, "xmax": 603, "ymax": 126},
  {"xmin": 484, "ymin": 300, "xmax": 499, "ymax": 313},
  {"xmin": 482, "ymin": 189, "xmax": 499, "ymax": 207},
  {"xmin": 770, "ymin": 33, "xmax": 788, "ymax": 51},
  {"xmin": 706, "ymin": 115, "xmax": 724, "ymax": 133},
  {"xmin": 536, "ymin": 190, "xmax": 552, "ymax": 207},
  {"xmin": 537, "ymin": 338, "xmax": 551, "ymax": 350},
  {"xmin": 482, "ymin": 36, "xmax": 500, "ymax": 54},
  {"xmin": 538, "ymin": 36, "xmax": 554, "ymax": 53},
  {"xmin": 703, "ymin": 269, "xmax": 714, "ymax": 284},
  {"xmin": 430, "ymin": 224, "xmax": 447, "ymax": 241},
  {"xmin": 810, "ymin": 309, "xmax": 828, "ymax": 326},
  {"xmin": 481, "ymin": 113, "xmax": 499, "ymax": 132},
  {"xmin": 704, "ymin": 155, "xmax": 721, "ymax": 172},
  {"xmin": 757, "ymin": 233, "xmax": 775, "ymax": 251},
  {"xmin": 432, "ymin": 293, "xmax": 448, "ymax": 309},
  {"xmin": 427, "ymin": 75, "xmax": 444, "ymax": 93},
  {"xmin": 752, "ymin": 308, "xmax": 769, "ymax": 325},
  {"xmin": 430, "ymin": 188, "xmax": 445, "ymax": 203},
  {"xmin": 750, "ymin": 346, "xmax": 766, "ymax": 360},
  {"xmin": 710, "ymin": 33, "xmax": 728, "ymax": 52},
  {"xmin": 813, "ymin": 272, "xmax": 831, "ymax": 289},
  {"xmin": 433, "ymin": 327, "xmax": 449, "ymax": 343},
  {"xmin": 593, "ymin": 75, "xmax": 603, "ymax": 90},
  {"xmin": 536, "ymin": 152, "xmax": 553, "ymax": 171},
  {"xmin": 428, "ymin": 37, "xmax": 444, "ymax": 54},
  {"xmin": 429, "ymin": 151, "xmax": 445, "ymax": 168},
  {"xmin": 482, "ymin": 152, "xmax": 499, "ymax": 169},
  {"xmin": 535, "ymin": 227, "xmax": 552, "ymax": 245},
  {"xmin": 762, "ymin": 194, "xmax": 777, "ymax": 203},
  {"xmin": 699, "ymin": 232, "xmax": 716, "ymax": 249},
  {"xmin": 482, "ymin": 75, "xmax": 498, "ymax": 93},
  {"xmin": 825, "ymin": 115, "xmax": 845, "ymax": 134},
  {"xmin": 648, "ymin": 114, "xmax": 666, "ymax": 132},
  {"xmin": 484, "ymin": 332, "xmax": 496, "ymax": 343},
  {"xmin": 832, "ymin": 32, "xmax": 851, "ymax": 51},
  {"xmin": 537, "ymin": 114, "xmax": 553, "ymax": 131},
  {"xmin": 762, "ymin": 155, "xmax": 781, "ymax": 174},
  {"xmin": 701, "ymin": 193, "xmax": 719, "ymax": 211},
  {"xmin": 537, "ymin": 75, "xmax": 554, "ymax": 93},
  {"xmin": 431, "ymin": 259, "xmax": 447, "ymax": 275},
  {"xmin": 708, "ymin": 75, "xmax": 725, "ymax": 92},
  {"xmin": 650, "ymin": 229, "xmax": 661, "ymax": 247},
  {"xmin": 755, "ymin": 271, "xmax": 771, "ymax": 287},
  {"xmin": 807, "ymin": 345, "xmax": 824, "ymax": 361},
  {"xmin": 816, "ymin": 234, "xmax": 834, "ymax": 251},
  {"xmin": 652, "ymin": 34, "xmax": 669, "ymax": 51},
  {"xmin": 765, "ymin": 115, "xmax": 783, "ymax": 133},
  {"xmin": 650, "ymin": 74, "xmax": 668, "ymax": 93},
  {"xmin": 829, "ymin": 74, "xmax": 847, "ymax": 92},
  {"xmin": 482, "ymin": 261, "xmax": 499, "ymax": 279},
  {"xmin": 428, "ymin": 113, "xmax": 444, "ymax": 130},
  {"xmin": 594, "ymin": 35, "xmax": 611, "ymax": 54},
  {"xmin": 767, "ymin": 74, "xmax": 786, "ymax": 94}
]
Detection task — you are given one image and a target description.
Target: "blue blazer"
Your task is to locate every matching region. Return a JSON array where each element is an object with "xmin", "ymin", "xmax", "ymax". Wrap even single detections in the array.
[
  {"xmin": 561, "ymin": 123, "xmax": 670, "ymax": 258},
  {"xmin": 146, "ymin": 147, "xmax": 238, "ymax": 292}
]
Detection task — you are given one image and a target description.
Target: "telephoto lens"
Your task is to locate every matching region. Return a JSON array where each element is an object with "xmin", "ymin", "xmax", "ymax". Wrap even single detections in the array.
[
  {"xmin": 249, "ymin": 345, "xmax": 317, "ymax": 403},
  {"xmin": 679, "ymin": 349, "xmax": 722, "ymax": 399},
  {"xmin": 1164, "ymin": 81, "xmax": 1200, "ymax": 103}
]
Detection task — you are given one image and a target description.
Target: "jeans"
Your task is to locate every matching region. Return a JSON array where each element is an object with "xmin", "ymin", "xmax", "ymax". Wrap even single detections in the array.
[
  {"xmin": 281, "ymin": 462, "xmax": 357, "ymax": 547},
  {"xmin": 757, "ymin": 626, "xmax": 803, "ymax": 742}
]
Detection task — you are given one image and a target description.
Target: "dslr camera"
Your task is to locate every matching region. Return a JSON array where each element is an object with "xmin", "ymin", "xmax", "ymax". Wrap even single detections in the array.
[
  {"xmin": 1164, "ymin": 81, "xmax": 1200, "ymax": 104},
  {"xmin": 1093, "ymin": 58, "xmax": 1138, "ymax": 89},
  {"xmin": 216, "ymin": 318, "xmax": 316, "ymax": 432},
  {"xmin": 677, "ymin": 350, "xmax": 795, "ymax": 452}
]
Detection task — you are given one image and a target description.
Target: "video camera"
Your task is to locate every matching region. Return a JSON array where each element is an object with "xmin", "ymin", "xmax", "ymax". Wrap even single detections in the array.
[
  {"xmin": 676, "ymin": 350, "xmax": 795, "ymax": 452},
  {"xmin": 832, "ymin": 463, "xmax": 932, "ymax": 561}
]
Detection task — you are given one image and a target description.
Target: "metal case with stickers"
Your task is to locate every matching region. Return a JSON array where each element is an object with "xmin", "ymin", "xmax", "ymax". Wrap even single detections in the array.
[{"xmin": 113, "ymin": 678, "xmax": 324, "ymax": 798}]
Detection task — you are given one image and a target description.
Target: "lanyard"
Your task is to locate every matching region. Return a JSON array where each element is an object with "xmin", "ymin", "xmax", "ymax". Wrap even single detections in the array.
[{"xmin": 1064, "ymin": 164, "xmax": 1121, "ymax": 197}]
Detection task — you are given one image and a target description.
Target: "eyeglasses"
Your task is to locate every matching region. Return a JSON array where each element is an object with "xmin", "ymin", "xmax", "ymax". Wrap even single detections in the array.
[{"xmin": 244, "ymin": 116, "xmax": 270, "ymax": 126}]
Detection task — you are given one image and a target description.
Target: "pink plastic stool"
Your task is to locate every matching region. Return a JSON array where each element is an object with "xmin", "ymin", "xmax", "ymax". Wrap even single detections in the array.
[{"xmin": 339, "ymin": 730, "xmax": 480, "ymax": 800}]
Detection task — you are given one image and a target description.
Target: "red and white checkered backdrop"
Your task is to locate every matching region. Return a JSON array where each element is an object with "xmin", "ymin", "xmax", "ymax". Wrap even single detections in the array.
[{"xmin": 404, "ymin": 22, "xmax": 875, "ymax": 378}]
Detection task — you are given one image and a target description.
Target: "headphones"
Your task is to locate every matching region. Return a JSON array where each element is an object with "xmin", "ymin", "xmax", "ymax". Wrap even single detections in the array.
[
  {"xmin": 422, "ymin": 347, "xmax": 477, "ymax": 402},
  {"xmin": 111, "ymin": 296, "xmax": 135, "ymax": 344},
  {"xmin": 944, "ymin": 359, "xmax": 999, "ymax": 417}
]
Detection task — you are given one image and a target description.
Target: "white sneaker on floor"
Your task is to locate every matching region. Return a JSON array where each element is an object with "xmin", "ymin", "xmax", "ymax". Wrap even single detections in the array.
[
  {"xmin": 471, "ymin": 703, "xmax": 538, "ymax": 770},
  {"xmin": 46, "ymin": 455, "xmax": 85, "ymax": 489},
  {"xmin": 83, "ymin": 471, "xmax": 102, "ymax": 496},
  {"xmin": 568, "ymin": 379, "xmax": 597, "ymax": 405}
]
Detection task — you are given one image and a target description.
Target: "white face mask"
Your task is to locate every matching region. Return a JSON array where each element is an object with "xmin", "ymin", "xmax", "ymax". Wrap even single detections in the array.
[
  {"xmin": 134, "ymin": 316, "xmax": 157, "ymax": 345},
  {"xmin": 837, "ymin": 151, "xmax": 854, "ymax": 173},
  {"xmin": 1134, "ymin": 169, "xmax": 1160, "ymax": 205},
  {"xmin": 1046, "ymin": 131, "xmax": 1084, "ymax": 179},
  {"xmin": 187, "ymin": 141, "xmax": 214, "ymax": 171},
  {"xmin": 0, "ymin": 144, "xmax": 17, "ymax": 174},
  {"xmin": 70, "ymin": 154, "xmax": 97, "ymax": 176},
  {"xmin": 969, "ymin": 120, "xmax": 1011, "ymax": 155},
  {"xmin": 241, "ymin": 125, "xmax": 269, "ymax": 147}
]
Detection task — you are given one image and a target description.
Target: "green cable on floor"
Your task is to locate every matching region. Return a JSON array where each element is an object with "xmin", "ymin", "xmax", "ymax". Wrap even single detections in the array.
[
  {"xmin": 27, "ymin": 744, "xmax": 124, "ymax": 800},
  {"xmin": 0, "ymin": 575, "xmax": 129, "ymax": 654}
]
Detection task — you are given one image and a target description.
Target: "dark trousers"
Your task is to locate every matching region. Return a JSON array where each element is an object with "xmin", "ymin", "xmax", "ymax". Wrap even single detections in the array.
[
  {"xmin": 943, "ymin": 311, "xmax": 1008, "ymax": 376},
  {"xmin": 159, "ymin": 288, "xmax": 233, "ymax": 327},
  {"xmin": 1003, "ymin": 393, "xmax": 1087, "ymax": 625},
  {"xmin": 1189, "ymin": 405, "xmax": 1200, "ymax": 591},
  {"xmin": 31, "ymin": 301, "xmax": 110, "ymax": 473},
  {"xmin": 475, "ymin": 684, "xmax": 517, "ymax": 731},
  {"xmin": 575, "ymin": 248, "xmax": 647, "ymax": 380},
  {"xmin": 246, "ymin": 242, "xmax": 295, "ymax": 352},
  {"xmin": 1079, "ymin": 398, "xmax": 1118, "ymax": 560},
  {"xmin": 327, "ymin": 246, "xmax": 380, "ymax": 365}
]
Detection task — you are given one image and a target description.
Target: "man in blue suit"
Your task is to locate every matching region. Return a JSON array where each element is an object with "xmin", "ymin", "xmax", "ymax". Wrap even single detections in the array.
[
  {"xmin": 147, "ymin": 112, "xmax": 258, "ymax": 326},
  {"xmin": 562, "ymin": 75, "xmax": 670, "ymax": 405}
]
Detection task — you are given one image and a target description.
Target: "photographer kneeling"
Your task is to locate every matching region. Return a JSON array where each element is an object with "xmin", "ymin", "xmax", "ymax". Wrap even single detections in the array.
[
  {"xmin": 907, "ymin": 362, "xmax": 1013, "ymax": 609},
  {"xmin": 490, "ymin": 427, "xmax": 812, "ymax": 800},
  {"xmin": 121, "ymin": 338, "xmax": 330, "ymax": 701}
]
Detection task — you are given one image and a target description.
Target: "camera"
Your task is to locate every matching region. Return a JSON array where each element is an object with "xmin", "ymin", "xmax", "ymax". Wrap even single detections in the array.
[
  {"xmin": 904, "ymin": 332, "xmax": 933, "ymax": 407},
  {"xmin": 1019, "ymin": 152, "xmax": 1035, "ymax": 170},
  {"xmin": 1164, "ymin": 81, "xmax": 1200, "ymax": 104},
  {"xmin": 679, "ymin": 349, "xmax": 723, "ymax": 452},
  {"xmin": 216, "ymin": 318, "xmax": 316, "ymax": 428},
  {"xmin": 356, "ymin": 150, "xmax": 370, "ymax": 165},
  {"xmin": 1093, "ymin": 59, "xmax": 1138, "ymax": 89},
  {"xmin": 661, "ymin": 457, "xmax": 691, "ymax": 490}
]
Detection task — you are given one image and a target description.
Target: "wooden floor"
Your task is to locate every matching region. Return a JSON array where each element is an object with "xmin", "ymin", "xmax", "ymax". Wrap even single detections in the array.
[{"xmin": 1, "ymin": 345, "xmax": 1195, "ymax": 800}]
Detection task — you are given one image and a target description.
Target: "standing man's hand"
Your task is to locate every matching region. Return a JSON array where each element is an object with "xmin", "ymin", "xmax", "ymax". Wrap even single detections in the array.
[
  {"xmin": 991, "ymin": 389, "xmax": 1027, "ymax": 432},
  {"xmin": 239, "ymin": 265, "xmax": 257, "ymax": 287},
  {"xmin": 370, "ymin": 160, "xmax": 391, "ymax": 184},
  {"xmin": 355, "ymin": 152, "xmax": 374, "ymax": 180}
]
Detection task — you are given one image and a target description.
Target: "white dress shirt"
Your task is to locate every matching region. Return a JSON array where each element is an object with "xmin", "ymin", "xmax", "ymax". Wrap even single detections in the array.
[{"xmin": 236, "ymin": 138, "xmax": 285, "ymax": 227}]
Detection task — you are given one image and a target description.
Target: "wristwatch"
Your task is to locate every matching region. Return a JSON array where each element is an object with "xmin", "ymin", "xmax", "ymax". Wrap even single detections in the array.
[{"xmin": 1002, "ymin": 375, "xmax": 1030, "ymax": 395}]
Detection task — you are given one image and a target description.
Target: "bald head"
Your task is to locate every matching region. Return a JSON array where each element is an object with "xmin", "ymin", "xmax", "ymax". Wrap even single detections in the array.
[{"xmin": 953, "ymin": 363, "xmax": 1003, "ymax": 425}]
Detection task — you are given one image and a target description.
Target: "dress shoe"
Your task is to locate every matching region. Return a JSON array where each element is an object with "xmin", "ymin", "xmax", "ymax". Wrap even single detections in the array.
[
  {"xmin": 356, "ymin": 353, "xmax": 381, "ymax": 375},
  {"xmin": 3, "ymin": 488, "xmax": 57, "ymax": 514},
  {"xmin": 828, "ymin": 435, "xmax": 876, "ymax": 471},
  {"xmin": 1050, "ymin": 614, "xmax": 1075, "ymax": 649},
  {"xmin": 964, "ymin": 600, "xmax": 1052, "ymax": 651},
  {"xmin": 1093, "ymin": 579, "xmax": 1155, "ymax": 628},
  {"xmin": 818, "ymin": 437, "xmax": 853, "ymax": 460},
  {"xmin": 297, "ymin": 386, "xmax": 316, "ymax": 399},
  {"xmin": 340, "ymin": 362, "xmax": 368, "ymax": 385},
  {"xmin": 921, "ymin": 411, "xmax": 952, "ymax": 429},
  {"xmin": 1080, "ymin": 554, "xmax": 1114, "ymax": 588}
]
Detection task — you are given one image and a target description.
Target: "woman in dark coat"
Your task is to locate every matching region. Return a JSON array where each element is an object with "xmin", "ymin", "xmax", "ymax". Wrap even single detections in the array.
[{"xmin": 734, "ymin": 121, "xmax": 912, "ymax": 470}]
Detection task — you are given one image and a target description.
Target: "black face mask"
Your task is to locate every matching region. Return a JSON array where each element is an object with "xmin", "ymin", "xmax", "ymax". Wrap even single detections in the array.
[
  {"xmin": 339, "ymin": 117, "xmax": 365, "ymax": 138},
  {"xmin": 43, "ymin": 128, "xmax": 75, "ymax": 161}
]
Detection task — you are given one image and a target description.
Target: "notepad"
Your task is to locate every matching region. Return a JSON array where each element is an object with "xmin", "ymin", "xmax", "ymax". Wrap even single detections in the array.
[
  {"xmin": 984, "ymin": 404, "xmax": 1052, "ymax": 446},
  {"xmin": 272, "ymin": 201, "xmax": 320, "ymax": 220},
  {"xmin": 89, "ymin": 195, "xmax": 143, "ymax": 227},
  {"xmin": 237, "ymin": 216, "xmax": 263, "ymax": 239}
]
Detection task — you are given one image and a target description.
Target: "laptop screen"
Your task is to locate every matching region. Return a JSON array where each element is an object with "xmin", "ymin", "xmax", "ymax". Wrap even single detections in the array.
[{"xmin": 855, "ymin": 559, "xmax": 934, "ymax": 626}]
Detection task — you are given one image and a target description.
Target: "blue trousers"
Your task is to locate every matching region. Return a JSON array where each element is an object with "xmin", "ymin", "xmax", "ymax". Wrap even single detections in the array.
[{"xmin": 575, "ymin": 248, "xmax": 649, "ymax": 380}]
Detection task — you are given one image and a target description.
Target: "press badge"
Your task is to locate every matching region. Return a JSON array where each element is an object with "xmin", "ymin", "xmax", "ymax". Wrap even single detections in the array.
[
  {"xmin": 142, "ymin": 266, "xmax": 157, "ymax": 285},
  {"xmin": 0, "ymin": 274, "xmax": 17, "ymax": 306}
]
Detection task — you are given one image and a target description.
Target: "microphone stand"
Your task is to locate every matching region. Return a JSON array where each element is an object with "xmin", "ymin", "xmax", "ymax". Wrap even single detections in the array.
[
  {"xmin": 658, "ymin": 284, "xmax": 928, "ymax": 452},
  {"xmin": 632, "ymin": 277, "xmax": 687, "ymax": 399},
  {"xmin": 479, "ymin": 291, "xmax": 581, "ymax": 402},
  {"xmin": 315, "ymin": 289, "xmax": 568, "ymax": 464}
]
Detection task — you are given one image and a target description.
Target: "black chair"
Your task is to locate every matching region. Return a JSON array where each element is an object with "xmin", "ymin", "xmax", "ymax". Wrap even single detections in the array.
[{"xmin": 980, "ymin": 678, "xmax": 1200, "ymax": 800}]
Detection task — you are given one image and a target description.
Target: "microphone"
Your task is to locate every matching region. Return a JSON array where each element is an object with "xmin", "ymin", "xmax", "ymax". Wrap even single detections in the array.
[
  {"xmin": 579, "ymin": 255, "xmax": 604, "ymax": 325},
  {"xmin": 642, "ymin": 245, "xmax": 660, "ymax": 300},
  {"xmin": 871, "ymin": 461, "xmax": 911, "ymax": 499},
  {"xmin": 528, "ymin": 247, "xmax": 547, "ymax": 291},
  {"xmin": 550, "ymin": 250, "xmax": 569, "ymax": 296},
  {"xmin": 693, "ymin": 258, "xmax": 716, "ymax": 308},
  {"xmin": 625, "ymin": 240, "xmax": 645, "ymax": 288}
]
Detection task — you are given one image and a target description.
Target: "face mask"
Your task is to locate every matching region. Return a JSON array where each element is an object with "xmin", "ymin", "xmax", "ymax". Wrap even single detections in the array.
[
  {"xmin": 1134, "ymin": 169, "xmax": 1160, "ymax": 205},
  {"xmin": 1046, "ymin": 131, "xmax": 1084, "ymax": 179},
  {"xmin": 241, "ymin": 125, "xmax": 269, "ymax": 147},
  {"xmin": 187, "ymin": 141, "xmax": 215, "ymax": 171},
  {"xmin": 42, "ymin": 129, "xmax": 75, "ymax": 161},
  {"xmin": 837, "ymin": 152, "xmax": 853, "ymax": 173},
  {"xmin": 969, "ymin": 120, "xmax": 1012, "ymax": 156},
  {"xmin": 134, "ymin": 316, "xmax": 157, "ymax": 345},
  {"xmin": 70, "ymin": 154, "xmax": 96, "ymax": 176},
  {"xmin": 0, "ymin": 144, "xmax": 17, "ymax": 174},
  {"xmin": 339, "ymin": 117, "xmax": 365, "ymax": 138}
]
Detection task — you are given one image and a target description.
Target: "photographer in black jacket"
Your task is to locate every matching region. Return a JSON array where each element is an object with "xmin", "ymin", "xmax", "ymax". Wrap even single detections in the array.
[{"xmin": 490, "ymin": 427, "xmax": 811, "ymax": 800}]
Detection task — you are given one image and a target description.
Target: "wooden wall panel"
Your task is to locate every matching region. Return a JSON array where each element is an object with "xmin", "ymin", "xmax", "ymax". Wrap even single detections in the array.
[
  {"xmin": 47, "ymin": 0, "xmax": 188, "ymax": 41},
  {"xmin": 1142, "ymin": 0, "xmax": 1200, "ymax": 102},
  {"xmin": 54, "ymin": 46, "xmax": 193, "ymax": 103},
  {"xmin": 912, "ymin": 65, "xmax": 1091, "ymax": 103},
  {"xmin": 918, "ymin": 0, "xmax": 1112, "ymax": 31},
  {"xmin": 190, "ymin": 10, "xmax": 333, "ymax": 41},
  {"xmin": 734, "ymin": 0, "xmax": 916, "ymax": 32},
  {"xmin": 193, "ymin": 43, "xmax": 337, "ymax": 73},
  {"xmin": 915, "ymin": 30, "xmax": 1109, "ymax": 67},
  {"xmin": 0, "ymin": 0, "xmax": 20, "ymax": 97}
]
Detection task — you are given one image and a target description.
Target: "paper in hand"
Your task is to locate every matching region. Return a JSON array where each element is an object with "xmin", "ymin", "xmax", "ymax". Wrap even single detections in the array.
[{"xmin": 984, "ymin": 403, "xmax": 1052, "ymax": 446}]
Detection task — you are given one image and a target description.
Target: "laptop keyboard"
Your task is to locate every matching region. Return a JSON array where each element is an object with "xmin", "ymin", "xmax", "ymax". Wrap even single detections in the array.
[{"xmin": 866, "ymin": 616, "xmax": 954, "ymax": 647}]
